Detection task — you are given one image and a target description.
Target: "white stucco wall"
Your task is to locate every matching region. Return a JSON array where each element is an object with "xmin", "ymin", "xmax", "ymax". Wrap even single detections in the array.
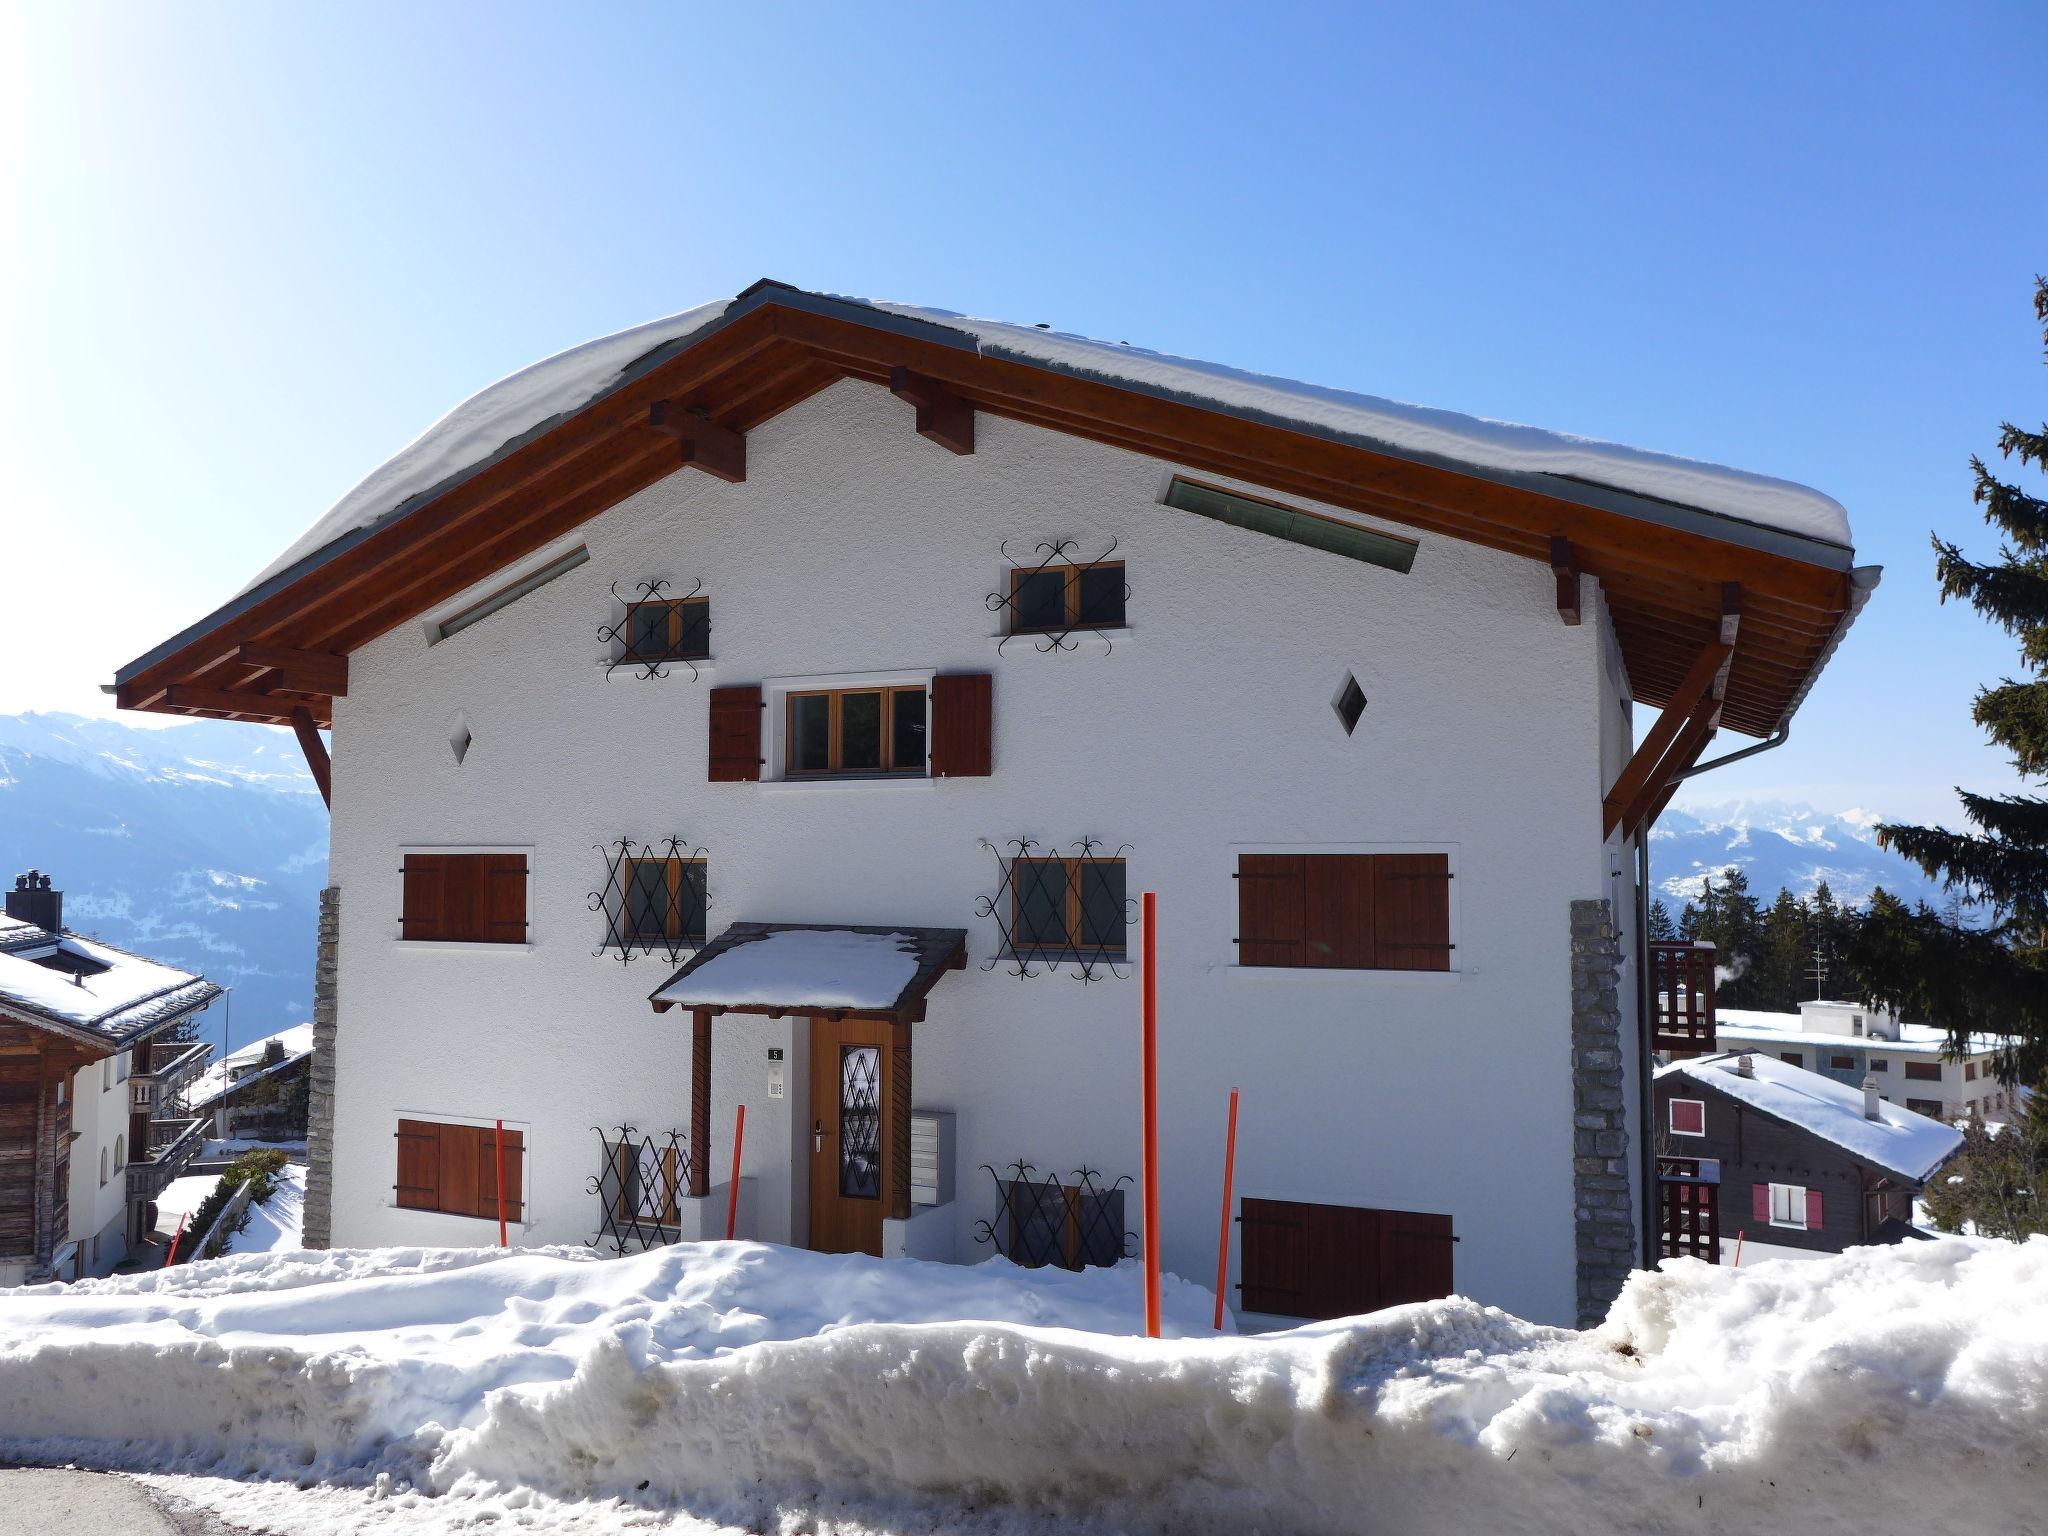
[
  {"xmin": 64, "ymin": 1050, "xmax": 134, "ymax": 1276},
  {"xmin": 324, "ymin": 377, "xmax": 1637, "ymax": 1326}
]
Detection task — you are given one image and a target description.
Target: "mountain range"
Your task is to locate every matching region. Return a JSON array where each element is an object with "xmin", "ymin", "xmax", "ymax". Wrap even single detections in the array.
[
  {"xmin": 1651, "ymin": 800, "xmax": 1947, "ymax": 910},
  {"xmin": 0, "ymin": 711, "xmax": 329, "ymax": 1047}
]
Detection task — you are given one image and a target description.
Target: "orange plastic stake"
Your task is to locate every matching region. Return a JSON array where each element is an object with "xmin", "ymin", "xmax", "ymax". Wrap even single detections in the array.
[
  {"xmin": 1141, "ymin": 891, "xmax": 1161, "ymax": 1339},
  {"xmin": 164, "ymin": 1212, "xmax": 189, "ymax": 1267},
  {"xmin": 1213, "ymin": 1087, "xmax": 1239, "ymax": 1332},
  {"xmin": 726, "ymin": 1103, "xmax": 747, "ymax": 1241},
  {"xmin": 1732, "ymin": 1230, "xmax": 1744, "ymax": 1268}
]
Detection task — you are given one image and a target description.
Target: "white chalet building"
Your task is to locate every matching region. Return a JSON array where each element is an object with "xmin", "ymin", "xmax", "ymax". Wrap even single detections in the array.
[{"xmin": 116, "ymin": 283, "xmax": 1873, "ymax": 1326}]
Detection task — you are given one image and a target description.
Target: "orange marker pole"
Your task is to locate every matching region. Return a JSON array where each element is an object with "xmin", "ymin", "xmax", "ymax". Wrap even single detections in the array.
[
  {"xmin": 164, "ymin": 1212, "xmax": 189, "ymax": 1267},
  {"xmin": 1213, "ymin": 1087, "xmax": 1239, "ymax": 1332},
  {"xmin": 726, "ymin": 1103, "xmax": 747, "ymax": 1241},
  {"xmin": 1732, "ymin": 1230, "xmax": 1744, "ymax": 1268},
  {"xmin": 494, "ymin": 1119, "xmax": 509, "ymax": 1248},
  {"xmin": 1141, "ymin": 890, "xmax": 1161, "ymax": 1339}
]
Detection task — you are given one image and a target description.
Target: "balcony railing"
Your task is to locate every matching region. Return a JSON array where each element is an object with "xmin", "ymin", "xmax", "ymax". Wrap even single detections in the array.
[
  {"xmin": 125, "ymin": 1115, "xmax": 208, "ymax": 1203},
  {"xmin": 1650, "ymin": 940, "xmax": 1717, "ymax": 1057},
  {"xmin": 129, "ymin": 1039, "xmax": 212, "ymax": 1114}
]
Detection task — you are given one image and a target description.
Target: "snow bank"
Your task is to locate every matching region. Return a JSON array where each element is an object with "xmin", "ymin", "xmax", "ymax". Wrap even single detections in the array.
[{"xmin": 3, "ymin": 1238, "xmax": 2039, "ymax": 1535}]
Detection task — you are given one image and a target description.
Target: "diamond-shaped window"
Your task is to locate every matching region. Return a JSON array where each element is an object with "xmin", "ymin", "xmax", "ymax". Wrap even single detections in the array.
[{"xmin": 1334, "ymin": 675, "xmax": 1367, "ymax": 736}]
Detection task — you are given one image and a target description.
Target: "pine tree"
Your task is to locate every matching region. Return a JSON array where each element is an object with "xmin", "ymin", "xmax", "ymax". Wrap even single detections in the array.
[
  {"xmin": 1858, "ymin": 278, "xmax": 2048, "ymax": 1080},
  {"xmin": 1648, "ymin": 899, "xmax": 1677, "ymax": 942}
]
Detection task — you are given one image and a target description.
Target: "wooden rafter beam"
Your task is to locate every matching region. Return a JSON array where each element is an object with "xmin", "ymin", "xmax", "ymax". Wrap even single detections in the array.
[
  {"xmin": 1602, "ymin": 585, "xmax": 1744, "ymax": 838},
  {"xmin": 1550, "ymin": 536, "xmax": 1582, "ymax": 626},
  {"xmin": 235, "ymin": 643, "xmax": 348, "ymax": 697},
  {"xmin": 1617, "ymin": 697, "xmax": 1722, "ymax": 840},
  {"xmin": 648, "ymin": 401, "xmax": 746, "ymax": 483},
  {"xmin": 289, "ymin": 706, "xmax": 332, "ymax": 808},
  {"xmin": 888, "ymin": 366, "xmax": 975, "ymax": 455},
  {"xmin": 163, "ymin": 684, "xmax": 325, "ymax": 726}
]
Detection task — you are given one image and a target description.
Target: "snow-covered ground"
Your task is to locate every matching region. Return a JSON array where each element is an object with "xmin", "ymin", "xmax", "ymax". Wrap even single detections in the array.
[
  {"xmin": 0, "ymin": 1237, "xmax": 2040, "ymax": 1536},
  {"xmin": 227, "ymin": 1161, "xmax": 305, "ymax": 1255}
]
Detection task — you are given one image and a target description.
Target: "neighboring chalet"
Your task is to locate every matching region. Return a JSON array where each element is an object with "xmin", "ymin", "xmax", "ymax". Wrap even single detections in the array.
[
  {"xmin": 1716, "ymin": 1000, "xmax": 2021, "ymax": 1124},
  {"xmin": 1654, "ymin": 1052, "xmax": 1962, "ymax": 1265},
  {"xmin": 188, "ymin": 1022, "xmax": 313, "ymax": 1142},
  {"xmin": 0, "ymin": 871, "xmax": 219, "ymax": 1284},
  {"xmin": 114, "ymin": 282, "xmax": 1875, "ymax": 1327}
]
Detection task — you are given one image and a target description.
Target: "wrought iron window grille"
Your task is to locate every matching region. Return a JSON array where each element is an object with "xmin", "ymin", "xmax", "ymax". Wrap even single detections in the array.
[
  {"xmin": 587, "ymin": 1124, "xmax": 694, "ymax": 1254},
  {"xmin": 589, "ymin": 837, "xmax": 711, "ymax": 965},
  {"xmin": 972, "ymin": 1161, "xmax": 1136, "ymax": 1270},
  {"xmin": 598, "ymin": 578, "xmax": 710, "ymax": 681},
  {"xmin": 986, "ymin": 538, "xmax": 1131, "ymax": 655},
  {"xmin": 976, "ymin": 837, "xmax": 1136, "ymax": 982}
]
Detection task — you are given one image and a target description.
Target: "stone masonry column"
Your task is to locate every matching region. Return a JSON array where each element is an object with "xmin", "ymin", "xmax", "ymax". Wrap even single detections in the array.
[
  {"xmin": 302, "ymin": 886, "xmax": 339, "ymax": 1250},
  {"xmin": 1570, "ymin": 898, "xmax": 1633, "ymax": 1326}
]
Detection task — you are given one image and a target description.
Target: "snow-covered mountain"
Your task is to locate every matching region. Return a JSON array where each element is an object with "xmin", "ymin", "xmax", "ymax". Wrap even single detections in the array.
[
  {"xmin": 1652, "ymin": 800, "xmax": 1945, "ymax": 909},
  {"xmin": 0, "ymin": 712, "xmax": 328, "ymax": 1040}
]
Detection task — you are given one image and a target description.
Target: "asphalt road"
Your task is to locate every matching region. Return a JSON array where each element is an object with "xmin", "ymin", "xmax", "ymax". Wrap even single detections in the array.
[{"xmin": 0, "ymin": 1469, "xmax": 256, "ymax": 1535}]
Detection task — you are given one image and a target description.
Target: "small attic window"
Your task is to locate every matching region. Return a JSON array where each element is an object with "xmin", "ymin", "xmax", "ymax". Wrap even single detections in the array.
[
  {"xmin": 1163, "ymin": 478, "xmax": 1417, "ymax": 574},
  {"xmin": 28, "ymin": 946, "xmax": 109, "ymax": 979},
  {"xmin": 436, "ymin": 546, "xmax": 590, "ymax": 643},
  {"xmin": 1334, "ymin": 675, "xmax": 1367, "ymax": 736}
]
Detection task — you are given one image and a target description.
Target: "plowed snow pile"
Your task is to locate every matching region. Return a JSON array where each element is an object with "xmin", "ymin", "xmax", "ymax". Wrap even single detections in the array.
[{"xmin": 0, "ymin": 1237, "xmax": 2041, "ymax": 1535}]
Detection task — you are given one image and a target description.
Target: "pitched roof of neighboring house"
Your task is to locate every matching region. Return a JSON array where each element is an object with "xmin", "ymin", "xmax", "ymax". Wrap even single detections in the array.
[
  {"xmin": 1658, "ymin": 1052, "xmax": 1964, "ymax": 1184},
  {"xmin": 650, "ymin": 923, "xmax": 968, "ymax": 1022},
  {"xmin": 0, "ymin": 913, "xmax": 221, "ymax": 1049},
  {"xmin": 187, "ymin": 1021, "xmax": 314, "ymax": 1111},
  {"xmin": 1715, "ymin": 1009, "xmax": 2020, "ymax": 1059},
  {"xmin": 115, "ymin": 281, "xmax": 1873, "ymax": 743}
]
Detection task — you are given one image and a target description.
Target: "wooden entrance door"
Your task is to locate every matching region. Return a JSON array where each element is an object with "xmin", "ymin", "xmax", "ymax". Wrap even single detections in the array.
[{"xmin": 808, "ymin": 1016, "xmax": 898, "ymax": 1255}]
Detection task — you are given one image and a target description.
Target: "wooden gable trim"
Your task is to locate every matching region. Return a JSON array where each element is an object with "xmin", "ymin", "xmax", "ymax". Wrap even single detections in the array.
[
  {"xmin": 1549, "ymin": 536, "xmax": 1582, "ymax": 626},
  {"xmin": 1603, "ymin": 586, "xmax": 1743, "ymax": 839},
  {"xmin": 888, "ymin": 366, "xmax": 975, "ymax": 455}
]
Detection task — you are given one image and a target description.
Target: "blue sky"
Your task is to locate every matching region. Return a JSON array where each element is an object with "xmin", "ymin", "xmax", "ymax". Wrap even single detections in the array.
[{"xmin": 1, "ymin": 3, "xmax": 2042, "ymax": 823}]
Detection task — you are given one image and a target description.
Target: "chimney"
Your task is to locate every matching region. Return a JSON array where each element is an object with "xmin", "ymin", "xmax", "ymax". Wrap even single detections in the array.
[
  {"xmin": 1736, "ymin": 1053, "xmax": 1755, "ymax": 1078},
  {"xmin": 1863, "ymin": 1074, "xmax": 1881, "ymax": 1121},
  {"xmin": 5, "ymin": 871, "xmax": 61, "ymax": 933}
]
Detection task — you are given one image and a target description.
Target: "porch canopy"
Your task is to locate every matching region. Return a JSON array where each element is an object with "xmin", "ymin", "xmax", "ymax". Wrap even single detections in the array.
[{"xmin": 648, "ymin": 923, "xmax": 966, "ymax": 1204}]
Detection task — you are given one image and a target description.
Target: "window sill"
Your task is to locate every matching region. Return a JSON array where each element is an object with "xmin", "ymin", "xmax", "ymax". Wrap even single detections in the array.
[
  {"xmin": 762, "ymin": 775, "xmax": 935, "ymax": 793},
  {"xmin": 992, "ymin": 626, "xmax": 1132, "ymax": 651},
  {"xmin": 1220, "ymin": 963, "xmax": 1462, "ymax": 981},
  {"xmin": 394, "ymin": 939, "xmax": 534, "ymax": 954},
  {"xmin": 601, "ymin": 657, "xmax": 715, "ymax": 681},
  {"xmin": 1004, "ymin": 950, "xmax": 1131, "ymax": 969},
  {"xmin": 386, "ymin": 1203, "xmax": 531, "ymax": 1231},
  {"xmin": 1766, "ymin": 1220, "xmax": 1808, "ymax": 1231}
]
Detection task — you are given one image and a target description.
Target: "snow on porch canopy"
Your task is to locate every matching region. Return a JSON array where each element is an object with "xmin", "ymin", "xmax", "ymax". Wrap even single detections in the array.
[{"xmin": 648, "ymin": 924, "xmax": 968, "ymax": 1023}]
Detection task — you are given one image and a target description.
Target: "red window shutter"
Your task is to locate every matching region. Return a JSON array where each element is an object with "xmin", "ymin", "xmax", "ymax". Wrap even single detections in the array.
[
  {"xmin": 482, "ymin": 855, "xmax": 528, "ymax": 944},
  {"xmin": 394, "ymin": 1119, "xmax": 441, "ymax": 1210},
  {"xmin": 443, "ymin": 856, "xmax": 489, "ymax": 943},
  {"xmin": 1752, "ymin": 1183, "xmax": 1771, "ymax": 1223},
  {"xmin": 930, "ymin": 673, "xmax": 993, "ymax": 777},
  {"xmin": 400, "ymin": 855, "xmax": 449, "ymax": 940},
  {"xmin": 1239, "ymin": 1197, "xmax": 1308, "ymax": 1315},
  {"xmin": 1304, "ymin": 855, "xmax": 1375, "ymax": 968},
  {"xmin": 1372, "ymin": 854, "xmax": 1452, "ymax": 972},
  {"xmin": 1805, "ymin": 1188, "xmax": 1823, "ymax": 1230},
  {"xmin": 1377, "ymin": 1208, "xmax": 1456, "ymax": 1308},
  {"xmin": 708, "ymin": 685, "xmax": 763, "ymax": 782},
  {"xmin": 1236, "ymin": 855, "xmax": 1307, "ymax": 967},
  {"xmin": 1670, "ymin": 1099, "xmax": 1705, "ymax": 1136}
]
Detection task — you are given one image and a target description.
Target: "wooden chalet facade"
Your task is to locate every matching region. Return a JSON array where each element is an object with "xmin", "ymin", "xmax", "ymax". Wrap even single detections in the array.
[{"xmin": 114, "ymin": 282, "xmax": 1872, "ymax": 1326}]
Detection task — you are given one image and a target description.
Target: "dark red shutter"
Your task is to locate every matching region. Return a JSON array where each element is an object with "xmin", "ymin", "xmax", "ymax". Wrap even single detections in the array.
[
  {"xmin": 1805, "ymin": 1189, "xmax": 1823, "ymax": 1230},
  {"xmin": 1378, "ymin": 1208, "xmax": 1456, "ymax": 1307},
  {"xmin": 1236, "ymin": 855, "xmax": 1306, "ymax": 966},
  {"xmin": 1239, "ymin": 1197, "xmax": 1309, "ymax": 1314},
  {"xmin": 1240, "ymin": 1197, "xmax": 1453, "ymax": 1320},
  {"xmin": 1372, "ymin": 854, "xmax": 1452, "ymax": 971},
  {"xmin": 930, "ymin": 673, "xmax": 993, "ymax": 778},
  {"xmin": 1305, "ymin": 855, "xmax": 1375, "ymax": 968},
  {"xmin": 482, "ymin": 855, "xmax": 527, "ymax": 944},
  {"xmin": 395, "ymin": 1119, "xmax": 441, "ymax": 1209},
  {"xmin": 1753, "ymin": 1183, "xmax": 1771, "ymax": 1223},
  {"xmin": 708, "ymin": 685, "xmax": 763, "ymax": 782},
  {"xmin": 400, "ymin": 855, "xmax": 448, "ymax": 940}
]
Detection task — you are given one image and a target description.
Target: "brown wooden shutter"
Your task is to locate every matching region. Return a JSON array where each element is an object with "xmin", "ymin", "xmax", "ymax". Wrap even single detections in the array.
[
  {"xmin": 482, "ymin": 855, "xmax": 528, "ymax": 944},
  {"xmin": 474, "ymin": 1124, "xmax": 525, "ymax": 1222},
  {"xmin": 1372, "ymin": 854, "xmax": 1453, "ymax": 971},
  {"xmin": 400, "ymin": 855, "xmax": 449, "ymax": 940},
  {"xmin": 1378, "ymin": 1208, "xmax": 1456, "ymax": 1307},
  {"xmin": 394, "ymin": 1119, "xmax": 441, "ymax": 1209},
  {"xmin": 1236, "ymin": 855, "xmax": 1306, "ymax": 966},
  {"xmin": 1304, "ymin": 855, "xmax": 1375, "ymax": 968},
  {"xmin": 929, "ymin": 673, "xmax": 993, "ymax": 778},
  {"xmin": 709, "ymin": 685, "xmax": 763, "ymax": 782},
  {"xmin": 1241, "ymin": 1197, "xmax": 1454, "ymax": 1320},
  {"xmin": 1238, "ymin": 1196, "xmax": 1309, "ymax": 1315},
  {"xmin": 438, "ymin": 1121, "xmax": 482, "ymax": 1217}
]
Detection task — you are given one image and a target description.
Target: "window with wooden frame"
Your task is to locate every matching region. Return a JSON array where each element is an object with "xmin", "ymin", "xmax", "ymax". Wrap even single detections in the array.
[
  {"xmin": 1779, "ymin": 1052, "xmax": 1804, "ymax": 1068},
  {"xmin": 1235, "ymin": 852, "xmax": 1452, "ymax": 971},
  {"xmin": 1870, "ymin": 1058, "xmax": 1889, "ymax": 1072},
  {"xmin": 1668, "ymin": 1098, "xmax": 1706, "ymax": 1137},
  {"xmin": 394, "ymin": 1117, "xmax": 525, "ymax": 1222},
  {"xmin": 1762, "ymin": 1181, "xmax": 1814, "ymax": 1230},
  {"xmin": 623, "ymin": 596, "xmax": 710, "ymax": 664},
  {"xmin": 1904, "ymin": 1060, "xmax": 1942, "ymax": 1082},
  {"xmin": 623, "ymin": 856, "xmax": 707, "ymax": 946},
  {"xmin": 1830, "ymin": 1055, "xmax": 1855, "ymax": 1070},
  {"xmin": 1965, "ymin": 1061, "xmax": 1978, "ymax": 1081},
  {"xmin": 1010, "ymin": 856, "xmax": 1128, "ymax": 960},
  {"xmin": 400, "ymin": 852, "xmax": 528, "ymax": 944},
  {"xmin": 1906, "ymin": 1097, "xmax": 1943, "ymax": 1116},
  {"xmin": 786, "ymin": 686, "xmax": 928, "ymax": 777},
  {"xmin": 1007, "ymin": 561, "xmax": 1127, "ymax": 635}
]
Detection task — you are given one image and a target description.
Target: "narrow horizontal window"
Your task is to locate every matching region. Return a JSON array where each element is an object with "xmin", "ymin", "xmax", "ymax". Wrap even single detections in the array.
[
  {"xmin": 1008, "ymin": 561, "xmax": 1127, "ymax": 634},
  {"xmin": 1010, "ymin": 857, "xmax": 1127, "ymax": 959},
  {"xmin": 1164, "ymin": 478, "xmax": 1416, "ymax": 574},
  {"xmin": 623, "ymin": 597, "xmax": 710, "ymax": 663},
  {"xmin": 436, "ymin": 547, "xmax": 589, "ymax": 642},
  {"xmin": 786, "ymin": 686, "xmax": 928, "ymax": 777},
  {"xmin": 624, "ymin": 856, "xmax": 707, "ymax": 945}
]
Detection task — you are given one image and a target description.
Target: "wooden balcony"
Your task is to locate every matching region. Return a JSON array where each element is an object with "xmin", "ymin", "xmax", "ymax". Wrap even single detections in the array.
[
  {"xmin": 127, "ymin": 1038, "xmax": 212, "ymax": 1115},
  {"xmin": 1650, "ymin": 940, "xmax": 1717, "ymax": 1058},
  {"xmin": 124, "ymin": 1114, "xmax": 208, "ymax": 1203}
]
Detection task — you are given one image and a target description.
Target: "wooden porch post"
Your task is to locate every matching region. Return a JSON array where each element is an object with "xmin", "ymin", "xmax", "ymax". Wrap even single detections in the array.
[
  {"xmin": 888, "ymin": 1019, "xmax": 912, "ymax": 1221},
  {"xmin": 689, "ymin": 1008, "xmax": 711, "ymax": 1199}
]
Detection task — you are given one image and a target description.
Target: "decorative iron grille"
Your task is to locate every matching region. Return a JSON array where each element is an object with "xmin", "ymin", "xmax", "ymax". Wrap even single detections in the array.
[
  {"xmin": 977, "ymin": 837, "xmax": 1135, "ymax": 981},
  {"xmin": 589, "ymin": 837, "xmax": 710, "ymax": 965},
  {"xmin": 973, "ymin": 1161, "xmax": 1136, "ymax": 1270},
  {"xmin": 588, "ymin": 1125, "xmax": 694, "ymax": 1254},
  {"xmin": 838, "ymin": 1045, "xmax": 883, "ymax": 1200},
  {"xmin": 986, "ymin": 538, "xmax": 1131, "ymax": 654},
  {"xmin": 598, "ymin": 578, "xmax": 710, "ymax": 681}
]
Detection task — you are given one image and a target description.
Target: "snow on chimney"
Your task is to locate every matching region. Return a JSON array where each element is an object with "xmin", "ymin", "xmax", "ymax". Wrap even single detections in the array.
[
  {"xmin": 1736, "ymin": 1054, "xmax": 1754, "ymax": 1078},
  {"xmin": 1863, "ymin": 1075, "xmax": 1881, "ymax": 1121},
  {"xmin": 5, "ymin": 870, "xmax": 61, "ymax": 933}
]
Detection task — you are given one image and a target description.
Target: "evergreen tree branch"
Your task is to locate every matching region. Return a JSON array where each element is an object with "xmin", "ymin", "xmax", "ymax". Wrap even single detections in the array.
[{"xmin": 1972, "ymin": 680, "xmax": 2048, "ymax": 776}]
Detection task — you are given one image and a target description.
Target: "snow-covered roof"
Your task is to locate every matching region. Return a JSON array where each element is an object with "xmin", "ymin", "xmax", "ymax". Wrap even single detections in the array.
[
  {"xmin": 0, "ymin": 918, "xmax": 221, "ymax": 1047},
  {"xmin": 187, "ymin": 1021, "xmax": 314, "ymax": 1111},
  {"xmin": 238, "ymin": 286, "xmax": 1850, "ymax": 603},
  {"xmin": 1659, "ymin": 1052, "xmax": 1963, "ymax": 1183},
  {"xmin": 1716, "ymin": 1009, "xmax": 2018, "ymax": 1058},
  {"xmin": 651, "ymin": 924, "xmax": 967, "ymax": 1018}
]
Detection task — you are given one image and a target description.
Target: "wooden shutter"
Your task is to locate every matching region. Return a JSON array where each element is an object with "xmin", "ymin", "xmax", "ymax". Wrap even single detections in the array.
[
  {"xmin": 1805, "ymin": 1188, "xmax": 1823, "ymax": 1231},
  {"xmin": 400, "ymin": 854, "xmax": 449, "ymax": 940},
  {"xmin": 1378, "ymin": 1208, "xmax": 1456, "ymax": 1307},
  {"xmin": 482, "ymin": 855, "xmax": 527, "ymax": 944},
  {"xmin": 1372, "ymin": 854, "xmax": 1453, "ymax": 971},
  {"xmin": 395, "ymin": 1119, "xmax": 441, "ymax": 1210},
  {"xmin": 1753, "ymin": 1183, "xmax": 1771, "ymax": 1223},
  {"xmin": 1304, "ymin": 855, "xmax": 1375, "ymax": 968},
  {"xmin": 708, "ymin": 685, "xmax": 763, "ymax": 782},
  {"xmin": 474, "ymin": 1124, "xmax": 525, "ymax": 1222},
  {"xmin": 1240, "ymin": 1197, "xmax": 1453, "ymax": 1319},
  {"xmin": 1236, "ymin": 855, "xmax": 1307, "ymax": 967},
  {"xmin": 1239, "ymin": 1196, "xmax": 1310, "ymax": 1314},
  {"xmin": 929, "ymin": 673, "xmax": 993, "ymax": 778}
]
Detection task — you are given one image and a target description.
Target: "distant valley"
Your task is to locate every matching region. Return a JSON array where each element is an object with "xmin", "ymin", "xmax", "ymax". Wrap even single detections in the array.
[{"xmin": 1651, "ymin": 800, "xmax": 1946, "ymax": 909}]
